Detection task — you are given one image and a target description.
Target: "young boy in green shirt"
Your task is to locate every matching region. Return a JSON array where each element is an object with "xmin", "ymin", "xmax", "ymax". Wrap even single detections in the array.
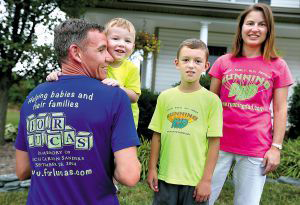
[{"xmin": 147, "ymin": 39, "xmax": 223, "ymax": 205}]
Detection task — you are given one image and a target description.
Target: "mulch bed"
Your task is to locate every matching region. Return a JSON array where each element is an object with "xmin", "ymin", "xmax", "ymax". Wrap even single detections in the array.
[{"xmin": 0, "ymin": 142, "xmax": 16, "ymax": 175}]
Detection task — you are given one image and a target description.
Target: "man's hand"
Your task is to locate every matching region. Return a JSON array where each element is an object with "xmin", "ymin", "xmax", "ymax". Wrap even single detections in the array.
[
  {"xmin": 46, "ymin": 71, "xmax": 62, "ymax": 82},
  {"xmin": 193, "ymin": 179, "xmax": 211, "ymax": 203},
  {"xmin": 101, "ymin": 78, "xmax": 120, "ymax": 87},
  {"xmin": 263, "ymin": 146, "xmax": 281, "ymax": 175},
  {"xmin": 147, "ymin": 168, "xmax": 159, "ymax": 192}
]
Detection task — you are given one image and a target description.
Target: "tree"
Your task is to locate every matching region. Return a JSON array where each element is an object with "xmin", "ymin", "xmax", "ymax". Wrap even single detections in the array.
[
  {"xmin": 0, "ymin": 0, "xmax": 115, "ymax": 144},
  {"xmin": 0, "ymin": 0, "xmax": 62, "ymax": 144}
]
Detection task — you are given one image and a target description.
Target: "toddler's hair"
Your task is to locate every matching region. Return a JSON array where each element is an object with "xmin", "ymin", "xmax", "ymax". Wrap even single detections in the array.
[{"xmin": 105, "ymin": 18, "xmax": 136, "ymax": 38}]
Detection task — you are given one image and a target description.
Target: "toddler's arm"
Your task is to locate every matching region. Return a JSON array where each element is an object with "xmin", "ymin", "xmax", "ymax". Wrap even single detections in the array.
[
  {"xmin": 46, "ymin": 71, "xmax": 62, "ymax": 81},
  {"xmin": 120, "ymin": 87, "xmax": 140, "ymax": 103},
  {"xmin": 147, "ymin": 132, "xmax": 161, "ymax": 192},
  {"xmin": 101, "ymin": 79, "xmax": 140, "ymax": 103},
  {"xmin": 193, "ymin": 137, "xmax": 220, "ymax": 203}
]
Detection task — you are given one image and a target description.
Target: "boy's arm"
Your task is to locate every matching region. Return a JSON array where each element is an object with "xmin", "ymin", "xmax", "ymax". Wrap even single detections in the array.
[
  {"xmin": 147, "ymin": 131, "xmax": 161, "ymax": 192},
  {"xmin": 193, "ymin": 137, "xmax": 220, "ymax": 203}
]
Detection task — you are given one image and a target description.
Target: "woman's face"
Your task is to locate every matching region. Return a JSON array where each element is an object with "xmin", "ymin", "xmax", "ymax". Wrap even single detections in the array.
[{"xmin": 241, "ymin": 10, "xmax": 268, "ymax": 50}]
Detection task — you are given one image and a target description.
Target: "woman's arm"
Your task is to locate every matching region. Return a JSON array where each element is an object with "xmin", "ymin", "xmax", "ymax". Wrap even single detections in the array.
[
  {"xmin": 210, "ymin": 77, "xmax": 222, "ymax": 96},
  {"xmin": 263, "ymin": 86, "xmax": 289, "ymax": 174}
]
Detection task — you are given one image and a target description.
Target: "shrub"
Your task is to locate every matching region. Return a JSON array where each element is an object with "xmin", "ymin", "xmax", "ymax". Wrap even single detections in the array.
[
  {"xmin": 269, "ymin": 139, "xmax": 300, "ymax": 179},
  {"xmin": 137, "ymin": 89, "xmax": 159, "ymax": 141},
  {"xmin": 288, "ymin": 82, "xmax": 300, "ymax": 139},
  {"xmin": 9, "ymin": 80, "xmax": 35, "ymax": 106},
  {"xmin": 137, "ymin": 136, "xmax": 151, "ymax": 180},
  {"xmin": 172, "ymin": 73, "xmax": 211, "ymax": 90},
  {"xmin": 4, "ymin": 123, "xmax": 18, "ymax": 142},
  {"xmin": 199, "ymin": 73, "xmax": 211, "ymax": 90}
]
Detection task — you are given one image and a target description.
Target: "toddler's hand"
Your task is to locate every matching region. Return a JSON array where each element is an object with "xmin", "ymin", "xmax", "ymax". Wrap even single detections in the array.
[
  {"xmin": 102, "ymin": 78, "xmax": 120, "ymax": 87},
  {"xmin": 46, "ymin": 71, "xmax": 62, "ymax": 82}
]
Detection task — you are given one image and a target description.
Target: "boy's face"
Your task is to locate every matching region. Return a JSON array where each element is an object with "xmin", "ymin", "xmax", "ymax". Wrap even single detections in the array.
[
  {"xmin": 106, "ymin": 26, "xmax": 135, "ymax": 62},
  {"xmin": 175, "ymin": 46, "xmax": 209, "ymax": 84}
]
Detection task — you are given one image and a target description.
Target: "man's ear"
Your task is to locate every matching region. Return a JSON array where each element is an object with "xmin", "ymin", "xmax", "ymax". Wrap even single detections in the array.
[{"xmin": 69, "ymin": 44, "xmax": 82, "ymax": 63}]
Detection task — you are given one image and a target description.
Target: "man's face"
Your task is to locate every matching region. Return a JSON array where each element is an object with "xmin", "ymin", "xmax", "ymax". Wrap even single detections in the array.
[{"xmin": 79, "ymin": 30, "xmax": 113, "ymax": 80}]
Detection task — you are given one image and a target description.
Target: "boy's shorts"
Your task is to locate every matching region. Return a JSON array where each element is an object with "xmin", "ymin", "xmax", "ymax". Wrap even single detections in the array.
[{"xmin": 152, "ymin": 180, "xmax": 208, "ymax": 205}]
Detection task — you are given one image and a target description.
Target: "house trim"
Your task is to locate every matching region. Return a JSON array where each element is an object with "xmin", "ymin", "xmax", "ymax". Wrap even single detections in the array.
[{"xmin": 91, "ymin": 0, "xmax": 300, "ymax": 23}]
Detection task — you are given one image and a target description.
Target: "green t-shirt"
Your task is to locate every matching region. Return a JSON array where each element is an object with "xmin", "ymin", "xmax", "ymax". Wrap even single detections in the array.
[
  {"xmin": 107, "ymin": 59, "xmax": 141, "ymax": 128},
  {"xmin": 149, "ymin": 87, "xmax": 223, "ymax": 186}
]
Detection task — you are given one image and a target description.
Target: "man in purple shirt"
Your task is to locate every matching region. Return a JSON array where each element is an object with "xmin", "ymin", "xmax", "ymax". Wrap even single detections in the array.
[{"xmin": 15, "ymin": 19, "xmax": 141, "ymax": 205}]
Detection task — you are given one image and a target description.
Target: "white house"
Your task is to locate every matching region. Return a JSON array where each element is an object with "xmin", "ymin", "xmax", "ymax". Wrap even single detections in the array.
[{"xmin": 83, "ymin": 0, "xmax": 300, "ymax": 93}]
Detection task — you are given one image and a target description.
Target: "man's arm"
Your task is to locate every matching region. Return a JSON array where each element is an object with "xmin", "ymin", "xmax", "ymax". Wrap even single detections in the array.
[
  {"xmin": 263, "ymin": 87, "xmax": 289, "ymax": 174},
  {"xmin": 193, "ymin": 137, "xmax": 220, "ymax": 203},
  {"xmin": 147, "ymin": 132, "xmax": 161, "ymax": 192},
  {"xmin": 16, "ymin": 149, "xmax": 31, "ymax": 181},
  {"xmin": 114, "ymin": 146, "xmax": 141, "ymax": 187}
]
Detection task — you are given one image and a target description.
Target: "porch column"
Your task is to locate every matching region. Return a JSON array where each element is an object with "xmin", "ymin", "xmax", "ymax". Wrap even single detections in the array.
[{"xmin": 200, "ymin": 22, "xmax": 210, "ymax": 45}]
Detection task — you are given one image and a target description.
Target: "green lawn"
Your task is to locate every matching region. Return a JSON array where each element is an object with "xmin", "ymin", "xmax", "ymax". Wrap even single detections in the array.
[
  {"xmin": 0, "ymin": 181, "xmax": 299, "ymax": 205},
  {"xmin": 5, "ymin": 108, "xmax": 20, "ymax": 127}
]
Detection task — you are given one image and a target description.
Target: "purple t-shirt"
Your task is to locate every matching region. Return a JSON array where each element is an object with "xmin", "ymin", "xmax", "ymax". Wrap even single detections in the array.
[
  {"xmin": 209, "ymin": 54, "xmax": 293, "ymax": 157},
  {"xmin": 15, "ymin": 75, "xmax": 140, "ymax": 205}
]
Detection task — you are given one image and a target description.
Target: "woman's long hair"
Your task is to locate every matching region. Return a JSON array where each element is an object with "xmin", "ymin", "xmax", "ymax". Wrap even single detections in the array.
[{"xmin": 231, "ymin": 3, "xmax": 279, "ymax": 60}]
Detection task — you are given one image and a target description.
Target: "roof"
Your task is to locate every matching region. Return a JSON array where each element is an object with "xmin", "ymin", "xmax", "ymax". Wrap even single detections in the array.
[{"xmin": 90, "ymin": 0, "xmax": 300, "ymax": 23}]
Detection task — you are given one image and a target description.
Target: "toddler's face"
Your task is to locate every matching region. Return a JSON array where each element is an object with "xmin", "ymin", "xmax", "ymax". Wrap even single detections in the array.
[{"xmin": 106, "ymin": 26, "xmax": 135, "ymax": 62}]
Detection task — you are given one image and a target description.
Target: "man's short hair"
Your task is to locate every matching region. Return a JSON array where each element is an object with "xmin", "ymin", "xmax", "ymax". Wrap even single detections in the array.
[
  {"xmin": 105, "ymin": 18, "xmax": 136, "ymax": 39},
  {"xmin": 176, "ymin": 38, "xmax": 209, "ymax": 62},
  {"xmin": 54, "ymin": 18, "xmax": 104, "ymax": 65}
]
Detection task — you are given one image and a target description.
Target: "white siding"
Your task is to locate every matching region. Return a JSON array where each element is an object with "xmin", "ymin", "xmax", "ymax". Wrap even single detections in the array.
[
  {"xmin": 271, "ymin": 0, "xmax": 300, "ymax": 8},
  {"xmin": 154, "ymin": 28, "xmax": 300, "ymax": 93},
  {"xmin": 154, "ymin": 28, "xmax": 233, "ymax": 92},
  {"xmin": 276, "ymin": 37, "xmax": 300, "ymax": 83}
]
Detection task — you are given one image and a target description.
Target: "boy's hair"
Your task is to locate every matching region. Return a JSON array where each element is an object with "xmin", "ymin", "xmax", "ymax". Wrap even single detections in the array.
[
  {"xmin": 231, "ymin": 3, "xmax": 278, "ymax": 60},
  {"xmin": 105, "ymin": 18, "xmax": 136, "ymax": 38},
  {"xmin": 54, "ymin": 18, "xmax": 104, "ymax": 65},
  {"xmin": 176, "ymin": 38, "xmax": 209, "ymax": 62}
]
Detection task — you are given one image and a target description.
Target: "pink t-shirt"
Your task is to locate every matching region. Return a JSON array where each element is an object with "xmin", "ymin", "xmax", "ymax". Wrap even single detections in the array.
[{"xmin": 209, "ymin": 54, "xmax": 293, "ymax": 157}]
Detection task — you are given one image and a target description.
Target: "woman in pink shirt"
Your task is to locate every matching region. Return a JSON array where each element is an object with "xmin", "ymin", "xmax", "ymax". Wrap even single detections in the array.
[{"xmin": 208, "ymin": 3, "xmax": 293, "ymax": 205}]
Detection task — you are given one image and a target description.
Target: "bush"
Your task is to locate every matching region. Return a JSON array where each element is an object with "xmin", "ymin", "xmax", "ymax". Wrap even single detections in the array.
[
  {"xmin": 9, "ymin": 80, "xmax": 35, "ymax": 106},
  {"xmin": 288, "ymin": 82, "xmax": 300, "ymax": 139},
  {"xmin": 137, "ymin": 136, "xmax": 151, "ymax": 180},
  {"xmin": 137, "ymin": 89, "xmax": 159, "ymax": 141},
  {"xmin": 199, "ymin": 73, "xmax": 211, "ymax": 90},
  {"xmin": 4, "ymin": 123, "xmax": 18, "ymax": 142},
  {"xmin": 269, "ymin": 139, "xmax": 300, "ymax": 179},
  {"xmin": 172, "ymin": 73, "xmax": 211, "ymax": 90}
]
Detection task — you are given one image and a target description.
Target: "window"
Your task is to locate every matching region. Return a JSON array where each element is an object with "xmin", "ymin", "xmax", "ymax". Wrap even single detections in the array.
[{"xmin": 207, "ymin": 46, "xmax": 227, "ymax": 70}]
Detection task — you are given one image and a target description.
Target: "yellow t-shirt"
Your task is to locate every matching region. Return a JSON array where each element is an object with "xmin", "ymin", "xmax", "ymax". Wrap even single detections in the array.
[
  {"xmin": 107, "ymin": 59, "xmax": 141, "ymax": 128},
  {"xmin": 149, "ymin": 87, "xmax": 223, "ymax": 186}
]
